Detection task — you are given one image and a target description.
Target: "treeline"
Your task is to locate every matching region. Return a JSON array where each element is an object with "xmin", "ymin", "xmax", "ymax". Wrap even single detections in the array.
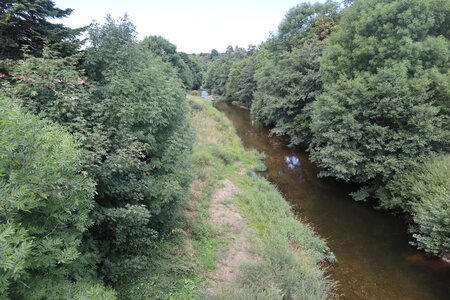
[
  {"xmin": 204, "ymin": 0, "xmax": 449, "ymax": 257},
  {"xmin": 0, "ymin": 2, "xmax": 202, "ymax": 298}
]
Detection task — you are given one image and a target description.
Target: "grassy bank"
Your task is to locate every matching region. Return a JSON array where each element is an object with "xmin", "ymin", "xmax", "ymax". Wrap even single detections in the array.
[{"xmin": 118, "ymin": 95, "xmax": 334, "ymax": 299}]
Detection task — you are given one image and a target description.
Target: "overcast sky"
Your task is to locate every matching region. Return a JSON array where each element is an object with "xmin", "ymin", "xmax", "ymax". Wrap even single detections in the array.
[{"xmin": 53, "ymin": 0, "xmax": 319, "ymax": 54}]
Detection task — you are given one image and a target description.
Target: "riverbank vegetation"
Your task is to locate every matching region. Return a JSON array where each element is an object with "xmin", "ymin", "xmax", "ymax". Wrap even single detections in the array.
[
  {"xmin": 0, "ymin": 1, "xmax": 335, "ymax": 298},
  {"xmin": 204, "ymin": 0, "xmax": 449, "ymax": 258},
  {"xmin": 0, "ymin": 3, "xmax": 196, "ymax": 297},
  {"xmin": 187, "ymin": 95, "xmax": 335, "ymax": 299}
]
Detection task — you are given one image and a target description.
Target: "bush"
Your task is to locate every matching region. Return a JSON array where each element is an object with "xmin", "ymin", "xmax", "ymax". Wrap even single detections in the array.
[
  {"xmin": 189, "ymin": 90, "xmax": 200, "ymax": 96},
  {"xmin": 381, "ymin": 154, "xmax": 450, "ymax": 255},
  {"xmin": 188, "ymin": 97, "xmax": 205, "ymax": 112},
  {"xmin": 412, "ymin": 194, "xmax": 449, "ymax": 256},
  {"xmin": 0, "ymin": 98, "xmax": 114, "ymax": 299},
  {"xmin": 310, "ymin": 66, "xmax": 444, "ymax": 191}
]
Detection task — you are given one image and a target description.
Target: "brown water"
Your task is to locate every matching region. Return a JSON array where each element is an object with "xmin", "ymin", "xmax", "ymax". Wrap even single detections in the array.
[{"xmin": 215, "ymin": 101, "xmax": 450, "ymax": 300}]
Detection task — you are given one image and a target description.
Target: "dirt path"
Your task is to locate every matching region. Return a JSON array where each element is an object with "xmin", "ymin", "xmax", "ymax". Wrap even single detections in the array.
[{"xmin": 207, "ymin": 179, "xmax": 251, "ymax": 290}]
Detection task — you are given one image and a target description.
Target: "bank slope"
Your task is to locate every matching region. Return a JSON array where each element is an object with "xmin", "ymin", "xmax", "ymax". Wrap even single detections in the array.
[{"xmin": 189, "ymin": 95, "xmax": 335, "ymax": 299}]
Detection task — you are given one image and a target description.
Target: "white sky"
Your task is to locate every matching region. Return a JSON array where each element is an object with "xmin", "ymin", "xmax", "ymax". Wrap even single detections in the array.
[{"xmin": 53, "ymin": 0, "xmax": 319, "ymax": 54}]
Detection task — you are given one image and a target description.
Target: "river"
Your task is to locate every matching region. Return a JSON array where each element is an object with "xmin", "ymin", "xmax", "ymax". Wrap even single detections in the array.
[{"xmin": 214, "ymin": 101, "xmax": 450, "ymax": 300}]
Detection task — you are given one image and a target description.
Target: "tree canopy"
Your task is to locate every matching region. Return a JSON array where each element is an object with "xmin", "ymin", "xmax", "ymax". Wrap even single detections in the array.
[
  {"xmin": 310, "ymin": 0, "xmax": 449, "ymax": 200},
  {"xmin": 141, "ymin": 35, "xmax": 194, "ymax": 90},
  {"xmin": 0, "ymin": 0, "xmax": 83, "ymax": 60}
]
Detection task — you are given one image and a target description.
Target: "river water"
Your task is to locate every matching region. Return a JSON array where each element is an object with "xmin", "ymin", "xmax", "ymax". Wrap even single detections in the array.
[{"xmin": 214, "ymin": 101, "xmax": 450, "ymax": 300}]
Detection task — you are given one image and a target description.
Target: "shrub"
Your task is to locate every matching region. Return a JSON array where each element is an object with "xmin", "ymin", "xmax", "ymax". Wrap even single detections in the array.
[
  {"xmin": 189, "ymin": 90, "xmax": 200, "ymax": 96},
  {"xmin": 189, "ymin": 98, "xmax": 205, "ymax": 111},
  {"xmin": 310, "ymin": 66, "xmax": 444, "ymax": 191},
  {"xmin": 412, "ymin": 193, "xmax": 449, "ymax": 256},
  {"xmin": 0, "ymin": 98, "xmax": 114, "ymax": 299},
  {"xmin": 381, "ymin": 154, "xmax": 450, "ymax": 255}
]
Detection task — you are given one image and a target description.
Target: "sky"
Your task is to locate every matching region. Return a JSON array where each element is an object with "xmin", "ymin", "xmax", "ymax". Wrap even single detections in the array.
[{"xmin": 53, "ymin": 0, "xmax": 317, "ymax": 54}]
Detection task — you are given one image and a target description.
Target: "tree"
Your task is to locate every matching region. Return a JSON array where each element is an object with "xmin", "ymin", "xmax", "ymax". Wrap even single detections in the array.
[
  {"xmin": 310, "ymin": 0, "xmax": 449, "ymax": 202},
  {"xmin": 320, "ymin": 0, "xmax": 449, "ymax": 113},
  {"xmin": 141, "ymin": 36, "xmax": 194, "ymax": 89},
  {"xmin": 226, "ymin": 57, "xmax": 256, "ymax": 107},
  {"xmin": 84, "ymin": 19, "xmax": 194, "ymax": 281},
  {"xmin": 204, "ymin": 48, "xmax": 246, "ymax": 95},
  {"xmin": 0, "ymin": 98, "xmax": 115, "ymax": 299},
  {"xmin": 267, "ymin": 0, "xmax": 340, "ymax": 53},
  {"xmin": 4, "ymin": 16, "xmax": 194, "ymax": 282},
  {"xmin": 180, "ymin": 52, "xmax": 203, "ymax": 90},
  {"xmin": 0, "ymin": 0, "xmax": 84, "ymax": 60},
  {"xmin": 210, "ymin": 49, "xmax": 219, "ymax": 59},
  {"xmin": 226, "ymin": 59, "xmax": 246, "ymax": 99},
  {"xmin": 251, "ymin": 1, "xmax": 340, "ymax": 146},
  {"xmin": 252, "ymin": 43, "xmax": 325, "ymax": 145}
]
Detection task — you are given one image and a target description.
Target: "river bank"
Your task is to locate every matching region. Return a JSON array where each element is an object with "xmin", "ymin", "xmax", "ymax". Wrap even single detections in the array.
[
  {"xmin": 214, "ymin": 100, "xmax": 450, "ymax": 300},
  {"xmin": 118, "ymin": 95, "xmax": 335, "ymax": 298}
]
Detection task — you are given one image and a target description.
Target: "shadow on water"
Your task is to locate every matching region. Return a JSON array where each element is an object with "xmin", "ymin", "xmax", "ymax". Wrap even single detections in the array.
[{"xmin": 214, "ymin": 101, "xmax": 450, "ymax": 300}]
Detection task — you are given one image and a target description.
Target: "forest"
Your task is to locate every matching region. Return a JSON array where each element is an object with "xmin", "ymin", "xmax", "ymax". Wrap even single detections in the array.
[{"xmin": 0, "ymin": 0, "xmax": 448, "ymax": 299}]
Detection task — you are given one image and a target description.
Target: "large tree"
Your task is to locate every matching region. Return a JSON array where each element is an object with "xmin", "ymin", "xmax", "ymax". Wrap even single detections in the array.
[
  {"xmin": 225, "ymin": 57, "xmax": 256, "ymax": 106},
  {"xmin": 0, "ymin": 0, "xmax": 83, "ymax": 60},
  {"xmin": 309, "ymin": 0, "xmax": 449, "ymax": 201},
  {"xmin": 251, "ymin": 1, "xmax": 340, "ymax": 146},
  {"xmin": 140, "ymin": 35, "xmax": 194, "ymax": 89}
]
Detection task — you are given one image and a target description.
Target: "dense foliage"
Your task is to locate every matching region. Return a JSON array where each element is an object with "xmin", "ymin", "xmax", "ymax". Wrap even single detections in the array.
[
  {"xmin": 86, "ymin": 20, "xmax": 194, "ymax": 281},
  {"xmin": 203, "ymin": 46, "xmax": 247, "ymax": 95},
  {"xmin": 179, "ymin": 52, "xmax": 203, "ymax": 90},
  {"xmin": 250, "ymin": 1, "xmax": 339, "ymax": 145},
  {"xmin": 0, "ymin": 0, "xmax": 83, "ymax": 60},
  {"xmin": 225, "ymin": 57, "xmax": 256, "ymax": 107},
  {"xmin": 3, "ymin": 16, "xmax": 194, "ymax": 283},
  {"xmin": 141, "ymin": 35, "xmax": 198, "ymax": 90},
  {"xmin": 252, "ymin": 42, "xmax": 326, "ymax": 145},
  {"xmin": 201, "ymin": 0, "xmax": 449, "ymax": 256},
  {"xmin": 0, "ymin": 98, "xmax": 115, "ymax": 299},
  {"xmin": 309, "ymin": 0, "xmax": 449, "ymax": 199},
  {"xmin": 380, "ymin": 154, "xmax": 449, "ymax": 255}
]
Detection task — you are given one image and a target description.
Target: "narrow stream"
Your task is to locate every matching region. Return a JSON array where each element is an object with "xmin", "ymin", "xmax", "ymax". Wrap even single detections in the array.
[{"xmin": 214, "ymin": 101, "xmax": 450, "ymax": 300}]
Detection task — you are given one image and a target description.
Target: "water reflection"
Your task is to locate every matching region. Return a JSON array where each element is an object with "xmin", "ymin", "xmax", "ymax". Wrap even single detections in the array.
[
  {"xmin": 285, "ymin": 155, "xmax": 300, "ymax": 169},
  {"xmin": 215, "ymin": 101, "xmax": 450, "ymax": 300}
]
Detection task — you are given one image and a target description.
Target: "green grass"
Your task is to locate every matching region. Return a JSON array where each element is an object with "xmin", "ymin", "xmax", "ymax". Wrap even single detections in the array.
[
  {"xmin": 231, "ymin": 100, "xmax": 247, "ymax": 107},
  {"xmin": 188, "ymin": 95, "xmax": 336, "ymax": 299},
  {"xmin": 118, "ymin": 95, "xmax": 335, "ymax": 299}
]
